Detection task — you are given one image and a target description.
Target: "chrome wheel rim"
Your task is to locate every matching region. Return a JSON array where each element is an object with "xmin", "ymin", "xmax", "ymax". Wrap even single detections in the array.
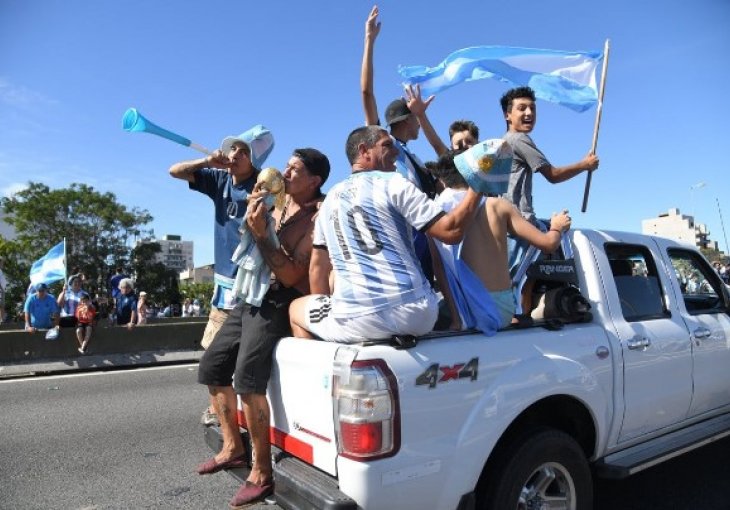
[{"xmin": 517, "ymin": 461, "xmax": 576, "ymax": 510}]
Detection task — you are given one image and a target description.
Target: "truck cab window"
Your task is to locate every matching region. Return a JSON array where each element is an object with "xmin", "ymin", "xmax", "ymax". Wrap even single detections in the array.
[
  {"xmin": 667, "ymin": 249, "xmax": 726, "ymax": 314},
  {"xmin": 605, "ymin": 243, "xmax": 668, "ymax": 322}
]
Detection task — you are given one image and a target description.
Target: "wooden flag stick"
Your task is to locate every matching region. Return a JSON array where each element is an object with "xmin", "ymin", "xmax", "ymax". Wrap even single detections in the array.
[{"xmin": 581, "ymin": 39, "xmax": 610, "ymax": 213}]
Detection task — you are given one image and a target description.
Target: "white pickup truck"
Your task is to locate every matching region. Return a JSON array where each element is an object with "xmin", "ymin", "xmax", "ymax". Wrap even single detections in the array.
[{"xmin": 204, "ymin": 229, "xmax": 730, "ymax": 509}]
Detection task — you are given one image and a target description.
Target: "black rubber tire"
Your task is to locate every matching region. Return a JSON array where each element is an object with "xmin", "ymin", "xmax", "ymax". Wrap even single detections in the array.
[{"xmin": 478, "ymin": 428, "xmax": 593, "ymax": 510}]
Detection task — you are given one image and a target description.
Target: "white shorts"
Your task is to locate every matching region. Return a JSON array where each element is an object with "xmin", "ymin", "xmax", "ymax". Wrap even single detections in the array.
[{"xmin": 303, "ymin": 293, "xmax": 439, "ymax": 343}]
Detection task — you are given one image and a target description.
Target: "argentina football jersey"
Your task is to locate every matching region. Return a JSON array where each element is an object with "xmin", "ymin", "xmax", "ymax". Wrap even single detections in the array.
[{"xmin": 314, "ymin": 171, "xmax": 444, "ymax": 318}]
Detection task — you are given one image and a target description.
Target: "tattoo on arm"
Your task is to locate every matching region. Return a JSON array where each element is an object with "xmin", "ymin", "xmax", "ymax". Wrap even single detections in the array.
[{"xmin": 258, "ymin": 237, "xmax": 289, "ymax": 269}]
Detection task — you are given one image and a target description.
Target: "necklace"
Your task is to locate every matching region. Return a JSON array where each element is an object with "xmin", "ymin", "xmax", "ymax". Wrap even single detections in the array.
[{"xmin": 276, "ymin": 197, "xmax": 291, "ymax": 234}]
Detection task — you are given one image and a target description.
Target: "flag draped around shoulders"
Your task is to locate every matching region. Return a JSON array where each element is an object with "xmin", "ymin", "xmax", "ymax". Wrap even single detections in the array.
[
  {"xmin": 29, "ymin": 240, "xmax": 66, "ymax": 286},
  {"xmin": 398, "ymin": 46, "xmax": 603, "ymax": 113}
]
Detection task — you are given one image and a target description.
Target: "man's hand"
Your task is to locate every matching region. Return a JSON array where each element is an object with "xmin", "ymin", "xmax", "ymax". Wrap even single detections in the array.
[
  {"xmin": 206, "ymin": 149, "xmax": 233, "ymax": 170},
  {"xmin": 365, "ymin": 5, "xmax": 381, "ymax": 41},
  {"xmin": 247, "ymin": 182, "xmax": 271, "ymax": 204},
  {"xmin": 404, "ymin": 84, "xmax": 435, "ymax": 117},
  {"xmin": 582, "ymin": 153, "xmax": 599, "ymax": 171},
  {"xmin": 550, "ymin": 210, "xmax": 572, "ymax": 233},
  {"xmin": 247, "ymin": 199, "xmax": 269, "ymax": 240},
  {"xmin": 25, "ymin": 325, "xmax": 35, "ymax": 333}
]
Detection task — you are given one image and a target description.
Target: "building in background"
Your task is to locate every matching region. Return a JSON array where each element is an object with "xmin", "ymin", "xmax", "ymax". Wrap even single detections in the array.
[
  {"xmin": 179, "ymin": 264, "xmax": 214, "ymax": 284},
  {"xmin": 136, "ymin": 234, "xmax": 194, "ymax": 273},
  {"xmin": 642, "ymin": 208, "xmax": 719, "ymax": 251}
]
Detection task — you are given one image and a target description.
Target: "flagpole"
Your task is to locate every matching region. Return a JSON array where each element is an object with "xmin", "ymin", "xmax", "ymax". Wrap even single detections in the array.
[
  {"xmin": 63, "ymin": 237, "xmax": 67, "ymax": 284},
  {"xmin": 581, "ymin": 39, "xmax": 610, "ymax": 213}
]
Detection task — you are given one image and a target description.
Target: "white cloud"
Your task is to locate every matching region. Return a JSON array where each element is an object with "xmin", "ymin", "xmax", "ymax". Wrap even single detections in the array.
[{"xmin": 1, "ymin": 182, "xmax": 28, "ymax": 198}]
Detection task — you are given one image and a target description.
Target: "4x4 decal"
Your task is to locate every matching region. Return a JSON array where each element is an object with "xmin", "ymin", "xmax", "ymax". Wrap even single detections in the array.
[{"xmin": 415, "ymin": 358, "xmax": 478, "ymax": 389}]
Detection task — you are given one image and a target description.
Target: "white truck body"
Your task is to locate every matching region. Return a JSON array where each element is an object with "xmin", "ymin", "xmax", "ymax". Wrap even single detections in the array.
[{"xmin": 206, "ymin": 229, "xmax": 730, "ymax": 509}]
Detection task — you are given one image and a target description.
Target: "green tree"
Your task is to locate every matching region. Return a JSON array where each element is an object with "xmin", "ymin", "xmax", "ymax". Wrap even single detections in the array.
[
  {"xmin": 1, "ymin": 182, "xmax": 153, "ymax": 299},
  {"xmin": 700, "ymin": 247, "xmax": 727, "ymax": 264},
  {"xmin": 131, "ymin": 241, "xmax": 181, "ymax": 306},
  {"xmin": 179, "ymin": 281, "xmax": 214, "ymax": 314}
]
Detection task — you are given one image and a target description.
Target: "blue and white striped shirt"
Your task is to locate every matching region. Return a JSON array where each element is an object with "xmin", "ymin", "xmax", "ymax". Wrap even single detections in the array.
[{"xmin": 314, "ymin": 171, "xmax": 444, "ymax": 318}]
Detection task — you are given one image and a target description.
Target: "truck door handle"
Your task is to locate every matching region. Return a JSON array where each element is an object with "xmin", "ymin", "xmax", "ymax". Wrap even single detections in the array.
[
  {"xmin": 627, "ymin": 336, "xmax": 651, "ymax": 350},
  {"xmin": 693, "ymin": 327, "xmax": 711, "ymax": 340}
]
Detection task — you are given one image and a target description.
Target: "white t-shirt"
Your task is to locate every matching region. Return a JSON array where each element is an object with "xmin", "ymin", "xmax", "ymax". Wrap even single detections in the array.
[{"xmin": 314, "ymin": 171, "xmax": 443, "ymax": 318}]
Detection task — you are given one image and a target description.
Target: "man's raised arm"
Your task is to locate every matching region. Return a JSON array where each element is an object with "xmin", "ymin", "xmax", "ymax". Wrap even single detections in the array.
[
  {"xmin": 361, "ymin": 5, "xmax": 381, "ymax": 126},
  {"xmin": 169, "ymin": 150, "xmax": 231, "ymax": 183},
  {"xmin": 405, "ymin": 84, "xmax": 449, "ymax": 157}
]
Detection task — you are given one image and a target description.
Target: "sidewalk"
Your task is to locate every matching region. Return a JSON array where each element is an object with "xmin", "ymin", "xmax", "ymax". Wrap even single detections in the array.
[{"xmin": 0, "ymin": 349, "xmax": 203, "ymax": 379}]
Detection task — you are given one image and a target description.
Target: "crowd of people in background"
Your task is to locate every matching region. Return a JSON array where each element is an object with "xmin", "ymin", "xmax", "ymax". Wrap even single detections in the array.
[
  {"xmin": 713, "ymin": 261, "xmax": 730, "ymax": 285},
  {"xmin": 0, "ymin": 259, "xmax": 208, "ymax": 356}
]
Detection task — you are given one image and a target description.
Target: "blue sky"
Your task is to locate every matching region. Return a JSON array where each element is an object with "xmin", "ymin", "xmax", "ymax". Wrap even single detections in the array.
[{"xmin": 1, "ymin": 0, "xmax": 729, "ymax": 266}]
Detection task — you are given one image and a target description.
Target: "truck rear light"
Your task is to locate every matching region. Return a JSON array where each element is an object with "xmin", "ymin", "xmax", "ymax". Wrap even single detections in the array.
[
  {"xmin": 339, "ymin": 422, "xmax": 382, "ymax": 454},
  {"xmin": 334, "ymin": 358, "xmax": 400, "ymax": 460}
]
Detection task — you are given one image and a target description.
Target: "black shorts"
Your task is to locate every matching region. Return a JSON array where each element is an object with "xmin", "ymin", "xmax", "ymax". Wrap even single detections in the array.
[
  {"xmin": 197, "ymin": 287, "xmax": 300, "ymax": 394},
  {"xmin": 59, "ymin": 316, "xmax": 78, "ymax": 328}
]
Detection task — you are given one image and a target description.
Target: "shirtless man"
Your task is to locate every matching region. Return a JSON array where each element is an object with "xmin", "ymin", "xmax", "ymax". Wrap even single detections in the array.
[{"xmin": 429, "ymin": 149, "xmax": 571, "ymax": 332}]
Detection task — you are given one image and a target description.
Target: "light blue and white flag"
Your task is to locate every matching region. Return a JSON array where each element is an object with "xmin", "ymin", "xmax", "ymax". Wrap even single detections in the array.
[
  {"xmin": 29, "ymin": 240, "xmax": 66, "ymax": 286},
  {"xmin": 398, "ymin": 46, "xmax": 603, "ymax": 113}
]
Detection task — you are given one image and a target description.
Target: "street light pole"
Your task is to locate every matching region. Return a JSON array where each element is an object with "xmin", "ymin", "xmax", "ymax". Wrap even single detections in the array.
[
  {"xmin": 716, "ymin": 197, "xmax": 729, "ymax": 259},
  {"xmin": 689, "ymin": 181, "xmax": 706, "ymax": 219}
]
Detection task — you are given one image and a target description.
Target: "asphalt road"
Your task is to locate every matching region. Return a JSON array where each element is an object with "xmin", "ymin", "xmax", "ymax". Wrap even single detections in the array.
[
  {"xmin": 0, "ymin": 364, "xmax": 248, "ymax": 509},
  {"xmin": 1, "ymin": 364, "xmax": 729, "ymax": 509}
]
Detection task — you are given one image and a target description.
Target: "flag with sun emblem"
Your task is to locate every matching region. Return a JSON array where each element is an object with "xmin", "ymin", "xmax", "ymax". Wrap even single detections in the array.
[{"xmin": 454, "ymin": 139, "xmax": 513, "ymax": 195}]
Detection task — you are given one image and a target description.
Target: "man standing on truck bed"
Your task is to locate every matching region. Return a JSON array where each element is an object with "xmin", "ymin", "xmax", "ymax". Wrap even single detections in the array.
[
  {"xmin": 288, "ymin": 125, "xmax": 482, "ymax": 343},
  {"xmin": 500, "ymin": 86, "xmax": 599, "ymax": 272},
  {"xmin": 195, "ymin": 148, "xmax": 330, "ymax": 509}
]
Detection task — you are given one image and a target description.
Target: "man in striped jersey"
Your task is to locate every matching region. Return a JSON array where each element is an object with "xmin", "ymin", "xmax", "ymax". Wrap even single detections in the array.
[{"xmin": 289, "ymin": 125, "xmax": 482, "ymax": 343}]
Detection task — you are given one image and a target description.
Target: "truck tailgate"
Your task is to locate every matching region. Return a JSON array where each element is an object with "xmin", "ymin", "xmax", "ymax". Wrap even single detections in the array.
[{"xmin": 268, "ymin": 337, "xmax": 344, "ymax": 476}]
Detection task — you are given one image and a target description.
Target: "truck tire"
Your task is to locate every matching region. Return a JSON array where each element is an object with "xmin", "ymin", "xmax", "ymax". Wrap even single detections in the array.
[{"xmin": 479, "ymin": 428, "xmax": 592, "ymax": 510}]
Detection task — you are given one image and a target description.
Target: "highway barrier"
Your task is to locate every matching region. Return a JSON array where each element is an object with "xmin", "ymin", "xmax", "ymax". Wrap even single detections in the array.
[{"xmin": 0, "ymin": 317, "xmax": 206, "ymax": 364}]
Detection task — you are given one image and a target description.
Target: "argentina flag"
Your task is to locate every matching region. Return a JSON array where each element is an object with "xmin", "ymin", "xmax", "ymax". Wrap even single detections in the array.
[
  {"xmin": 29, "ymin": 240, "xmax": 66, "ymax": 286},
  {"xmin": 398, "ymin": 45, "xmax": 603, "ymax": 113}
]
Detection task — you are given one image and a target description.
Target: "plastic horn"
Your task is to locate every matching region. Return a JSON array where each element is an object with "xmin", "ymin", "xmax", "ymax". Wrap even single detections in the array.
[{"xmin": 122, "ymin": 108, "xmax": 212, "ymax": 155}]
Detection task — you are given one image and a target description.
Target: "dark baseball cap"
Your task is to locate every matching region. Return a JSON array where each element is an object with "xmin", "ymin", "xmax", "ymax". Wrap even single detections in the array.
[
  {"xmin": 293, "ymin": 148, "xmax": 330, "ymax": 187},
  {"xmin": 385, "ymin": 98, "xmax": 412, "ymax": 126},
  {"xmin": 36, "ymin": 283, "xmax": 48, "ymax": 291}
]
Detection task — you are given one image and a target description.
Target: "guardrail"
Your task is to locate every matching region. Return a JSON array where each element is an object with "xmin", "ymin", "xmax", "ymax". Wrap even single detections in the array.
[{"xmin": 0, "ymin": 317, "xmax": 207, "ymax": 363}]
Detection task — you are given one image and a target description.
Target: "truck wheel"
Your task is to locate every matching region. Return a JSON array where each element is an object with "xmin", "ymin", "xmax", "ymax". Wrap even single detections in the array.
[{"xmin": 479, "ymin": 428, "xmax": 592, "ymax": 510}]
